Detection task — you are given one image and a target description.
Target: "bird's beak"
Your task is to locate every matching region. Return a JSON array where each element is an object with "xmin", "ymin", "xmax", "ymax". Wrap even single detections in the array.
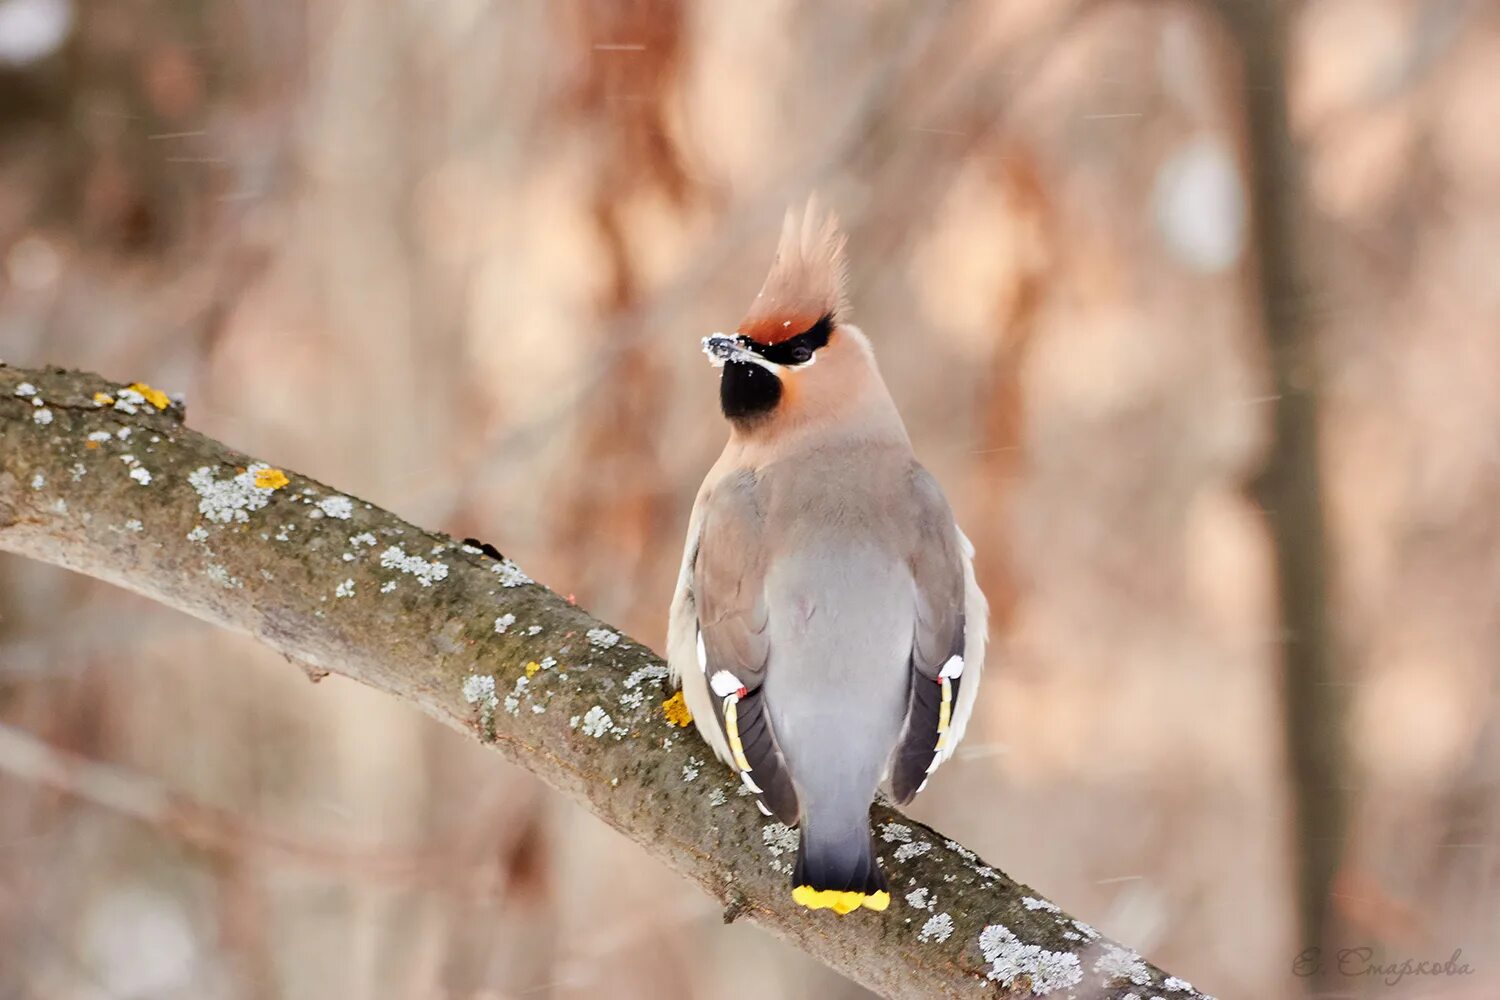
[{"xmin": 701, "ymin": 333, "xmax": 780, "ymax": 372}]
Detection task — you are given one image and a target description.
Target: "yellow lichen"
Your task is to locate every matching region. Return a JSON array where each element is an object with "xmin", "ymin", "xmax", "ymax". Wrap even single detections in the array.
[
  {"xmin": 127, "ymin": 382, "xmax": 170, "ymax": 410},
  {"xmin": 524, "ymin": 660, "xmax": 541, "ymax": 678},
  {"xmin": 253, "ymin": 467, "xmax": 289, "ymax": 490},
  {"xmin": 661, "ymin": 690, "xmax": 693, "ymax": 727},
  {"xmin": 93, "ymin": 392, "xmax": 114, "ymax": 406}
]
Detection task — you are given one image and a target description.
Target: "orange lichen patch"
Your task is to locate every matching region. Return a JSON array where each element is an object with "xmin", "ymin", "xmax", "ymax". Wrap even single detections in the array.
[
  {"xmin": 253, "ymin": 467, "xmax": 289, "ymax": 490},
  {"xmin": 85, "ymin": 440, "xmax": 100, "ymax": 449},
  {"xmin": 525, "ymin": 660, "xmax": 541, "ymax": 678},
  {"xmin": 127, "ymin": 382, "xmax": 170, "ymax": 410},
  {"xmin": 662, "ymin": 690, "xmax": 692, "ymax": 727},
  {"xmin": 92, "ymin": 392, "xmax": 115, "ymax": 406}
]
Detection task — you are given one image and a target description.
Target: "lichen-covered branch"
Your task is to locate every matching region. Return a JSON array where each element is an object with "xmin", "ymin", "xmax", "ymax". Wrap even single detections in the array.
[{"xmin": 0, "ymin": 365, "xmax": 1212, "ymax": 1000}]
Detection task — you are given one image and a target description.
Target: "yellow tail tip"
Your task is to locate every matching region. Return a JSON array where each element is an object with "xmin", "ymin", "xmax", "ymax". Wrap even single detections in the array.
[{"xmin": 792, "ymin": 886, "xmax": 891, "ymax": 914}]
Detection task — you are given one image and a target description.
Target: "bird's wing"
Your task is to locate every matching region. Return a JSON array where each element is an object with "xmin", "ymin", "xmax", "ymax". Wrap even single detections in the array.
[
  {"xmin": 693, "ymin": 470, "xmax": 800, "ymax": 823},
  {"xmin": 886, "ymin": 465, "xmax": 971, "ymax": 804}
]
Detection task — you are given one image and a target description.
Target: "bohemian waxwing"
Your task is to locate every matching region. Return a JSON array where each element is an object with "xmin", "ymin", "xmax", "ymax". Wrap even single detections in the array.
[{"xmin": 667, "ymin": 202, "xmax": 989, "ymax": 915}]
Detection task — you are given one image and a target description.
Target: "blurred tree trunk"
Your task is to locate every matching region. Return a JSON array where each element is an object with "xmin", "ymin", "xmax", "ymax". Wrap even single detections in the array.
[{"xmin": 1211, "ymin": 0, "xmax": 1347, "ymax": 977}]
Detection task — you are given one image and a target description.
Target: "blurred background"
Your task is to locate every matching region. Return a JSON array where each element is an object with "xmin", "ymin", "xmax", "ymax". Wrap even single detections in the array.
[{"xmin": 1, "ymin": 0, "xmax": 1498, "ymax": 997}]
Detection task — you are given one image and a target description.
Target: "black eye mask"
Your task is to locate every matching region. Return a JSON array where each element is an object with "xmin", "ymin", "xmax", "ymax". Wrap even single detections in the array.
[{"xmin": 750, "ymin": 314, "xmax": 834, "ymax": 367}]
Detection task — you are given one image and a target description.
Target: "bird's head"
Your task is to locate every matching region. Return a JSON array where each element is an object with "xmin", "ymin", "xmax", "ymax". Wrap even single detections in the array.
[{"xmin": 703, "ymin": 201, "xmax": 884, "ymax": 434}]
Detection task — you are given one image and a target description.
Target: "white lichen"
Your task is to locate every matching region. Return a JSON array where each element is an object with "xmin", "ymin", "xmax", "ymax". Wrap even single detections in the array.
[
  {"xmin": 708, "ymin": 788, "xmax": 727, "ymax": 807},
  {"xmin": 188, "ymin": 464, "xmax": 279, "ymax": 524},
  {"xmin": 978, "ymin": 924, "xmax": 1082, "ymax": 995},
  {"xmin": 503, "ymin": 695, "xmax": 520, "ymax": 715},
  {"xmin": 350, "ymin": 532, "xmax": 377, "ymax": 548},
  {"xmin": 493, "ymin": 614, "xmax": 516, "ymax": 634},
  {"xmin": 944, "ymin": 839, "xmax": 978, "ymax": 861},
  {"xmin": 906, "ymin": 887, "xmax": 933, "ymax": 910},
  {"xmin": 1022, "ymin": 896, "xmax": 1061, "ymax": 914},
  {"xmin": 525, "ymin": 624, "xmax": 542, "ymax": 636},
  {"xmin": 918, "ymin": 912, "xmax": 955, "ymax": 943},
  {"xmin": 113, "ymin": 387, "xmax": 146, "ymax": 414},
  {"xmin": 380, "ymin": 581, "xmax": 397, "ymax": 594},
  {"xmin": 1164, "ymin": 976, "xmax": 1194, "ymax": 992},
  {"xmin": 317, "ymin": 495, "xmax": 353, "ymax": 519},
  {"xmin": 880, "ymin": 822, "xmax": 913, "ymax": 843},
  {"xmin": 491, "ymin": 558, "xmax": 531, "ymax": 587},
  {"xmin": 123, "ymin": 519, "xmax": 143, "ymax": 533},
  {"xmin": 619, "ymin": 689, "xmax": 645, "ymax": 711},
  {"xmin": 682, "ymin": 757, "xmax": 702, "ymax": 782},
  {"xmin": 33, "ymin": 408, "xmax": 52, "ymax": 425},
  {"xmin": 14, "ymin": 382, "xmax": 36, "ymax": 397},
  {"xmin": 462, "ymin": 674, "xmax": 498, "ymax": 708},
  {"xmin": 378, "ymin": 545, "xmax": 448, "ymax": 587},
  {"xmin": 586, "ymin": 627, "xmax": 621, "ymax": 649},
  {"xmin": 893, "ymin": 841, "xmax": 931, "ymax": 862},
  {"xmin": 70, "ymin": 462, "xmax": 86, "ymax": 481},
  {"xmin": 30, "ymin": 474, "xmax": 44, "ymax": 490},
  {"xmin": 205, "ymin": 564, "xmax": 242, "ymax": 590},
  {"xmin": 761, "ymin": 822, "xmax": 799, "ymax": 857},
  {"xmin": 623, "ymin": 664, "xmax": 669, "ymax": 689},
  {"xmin": 579, "ymin": 706, "xmax": 612, "ymax": 738},
  {"xmin": 129, "ymin": 467, "xmax": 152, "ymax": 486},
  {"xmin": 186, "ymin": 526, "xmax": 208, "ymax": 542},
  {"xmin": 335, "ymin": 579, "xmax": 355, "ymax": 598},
  {"xmin": 87, "ymin": 431, "xmax": 111, "ymax": 443},
  {"xmin": 1094, "ymin": 944, "xmax": 1152, "ymax": 987}
]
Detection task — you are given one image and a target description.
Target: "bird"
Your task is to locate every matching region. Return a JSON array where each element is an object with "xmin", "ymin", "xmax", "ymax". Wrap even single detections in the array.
[{"xmin": 667, "ymin": 201, "xmax": 989, "ymax": 915}]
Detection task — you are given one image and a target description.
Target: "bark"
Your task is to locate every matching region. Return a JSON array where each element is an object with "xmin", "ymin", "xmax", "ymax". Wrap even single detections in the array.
[{"xmin": 1, "ymin": 364, "xmax": 1212, "ymax": 1000}]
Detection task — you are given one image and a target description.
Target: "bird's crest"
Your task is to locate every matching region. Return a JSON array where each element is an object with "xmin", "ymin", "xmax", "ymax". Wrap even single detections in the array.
[{"xmin": 737, "ymin": 198, "xmax": 849, "ymax": 345}]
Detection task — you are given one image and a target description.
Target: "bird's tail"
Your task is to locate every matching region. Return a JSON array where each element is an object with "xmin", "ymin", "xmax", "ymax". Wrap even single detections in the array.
[{"xmin": 790, "ymin": 818, "xmax": 890, "ymax": 914}]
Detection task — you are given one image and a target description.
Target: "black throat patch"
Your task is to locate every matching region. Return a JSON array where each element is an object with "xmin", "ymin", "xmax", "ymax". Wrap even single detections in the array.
[{"xmin": 719, "ymin": 359, "xmax": 782, "ymax": 422}]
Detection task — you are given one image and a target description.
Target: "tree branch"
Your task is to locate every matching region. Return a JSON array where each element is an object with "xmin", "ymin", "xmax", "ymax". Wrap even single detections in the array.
[{"xmin": 1, "ymin": 364, "xmax": 1213, "ymax": 1000}]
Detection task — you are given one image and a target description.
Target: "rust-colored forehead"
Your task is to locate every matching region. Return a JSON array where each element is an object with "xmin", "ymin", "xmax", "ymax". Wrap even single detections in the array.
[{"xmin": 737, "ymin": 308, "xmax": 827, "ymax": 345}]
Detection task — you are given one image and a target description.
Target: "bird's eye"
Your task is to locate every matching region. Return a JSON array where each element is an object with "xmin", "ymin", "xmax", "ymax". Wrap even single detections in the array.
[{"xmin": 790, "ymin": 345, "xmax": 813, "ymax": 364}]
